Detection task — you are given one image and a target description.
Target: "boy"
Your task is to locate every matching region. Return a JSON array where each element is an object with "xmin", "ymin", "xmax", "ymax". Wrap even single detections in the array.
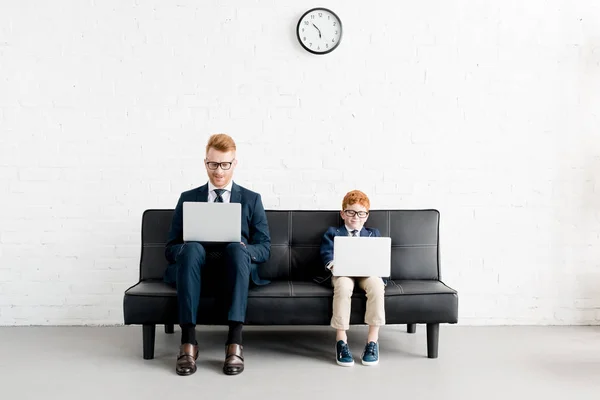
[{"xmin": 320, "ymin": 190, "xmax": 386, "ymax": 366}]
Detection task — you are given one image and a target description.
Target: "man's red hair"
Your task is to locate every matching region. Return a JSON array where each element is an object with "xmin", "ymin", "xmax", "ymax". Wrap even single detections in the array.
[{"xmin": 206, "ymin": 133, "xmax": 236, "ymax": 153}]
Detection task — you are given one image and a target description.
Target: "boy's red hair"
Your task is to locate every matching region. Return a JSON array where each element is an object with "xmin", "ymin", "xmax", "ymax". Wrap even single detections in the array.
[{"xmin": 342, "ymin": 190, "xmax": 371, "ymax": 211}]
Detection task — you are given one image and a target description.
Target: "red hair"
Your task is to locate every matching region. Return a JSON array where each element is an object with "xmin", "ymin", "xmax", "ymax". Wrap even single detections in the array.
[
  {"xmin": 206, "ymin": 133, "xmax": 236, "ymax": 153},
  {"xmin": 342, "ymin": 190, "xmax": 371, "ymax": 210}
]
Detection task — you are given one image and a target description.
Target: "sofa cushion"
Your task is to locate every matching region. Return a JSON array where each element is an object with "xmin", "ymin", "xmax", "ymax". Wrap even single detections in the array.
[{"xmin": 124, "ymin": 279, "xmax": 458, "ymax": 325}]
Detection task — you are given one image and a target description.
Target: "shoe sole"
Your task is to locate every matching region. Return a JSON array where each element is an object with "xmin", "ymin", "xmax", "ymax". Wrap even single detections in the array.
[
  {"xmin": 361, "ymin": 359, "xmax": 379, "ymax": 366},
  {"xmin": 223, "ymin": 366, "xmax": 244, "ymax": 375},
  {"xmin": 336, "ymin": 359, "xmax": 355, "ymax": 367},
  {"xmin": 176, "ymin": 367, "xmax": 197, "ymax": 376}
]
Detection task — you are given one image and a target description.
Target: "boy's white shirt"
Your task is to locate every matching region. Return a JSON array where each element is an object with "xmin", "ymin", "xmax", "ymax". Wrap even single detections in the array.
[{"xmin": 326, "ymin": 226, "xmax": 363, "ymax": 270}]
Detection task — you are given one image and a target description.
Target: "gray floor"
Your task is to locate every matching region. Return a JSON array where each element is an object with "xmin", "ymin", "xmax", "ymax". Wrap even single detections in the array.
[{"xmin": 1, "ymin": 325, "xmax": 599, "ymax": 400}]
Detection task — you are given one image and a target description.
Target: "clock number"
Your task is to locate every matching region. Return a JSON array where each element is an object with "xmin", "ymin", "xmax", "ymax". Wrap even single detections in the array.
[
  {"xmin": 318, "ymin": 13, "xmax": 322, "ymax": 17},
  {"xmin": 304, "ymin": 21, "xmax": 309, "ymax": 25},
  {"xmin": 326, "ymin": 43, "xmax": 329, "ymax": 48},
  {"xmin": 335, "ymin": 31, "xmax": 338, "ymax": 34},
  {"xmin": 333, "ymin": 22, "xmax": 336, "ymax": 26},
  {"xmin": 332, "ymin": 38, "xmax": 335, "ymax": 43},
  {"xmin": 328, "ymin": 16, "xmax": 331, "ymax": 20},
  {"xmin": 311, "ymin": 15, "xmax": 315, "ymax": 19},
  {"xmin": 303, "ymin": 37, "xmax": 306, "ymax": 41},
  {"xmin": 318, "ymin": 46, "xmax": 320, "ymax": 50},
  {"xmin": 309, "ymin": 43, "xmax": 312, "ymax": 47}
]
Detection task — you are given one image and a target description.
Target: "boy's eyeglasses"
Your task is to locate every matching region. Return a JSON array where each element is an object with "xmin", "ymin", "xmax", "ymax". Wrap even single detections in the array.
[
  {"xmin": 206, "ymin": 160, "xmax": 234, "ymax": 170},
  {"xmin": 343, "ymin": 210, "xmax": 369, "ymax": 218}
]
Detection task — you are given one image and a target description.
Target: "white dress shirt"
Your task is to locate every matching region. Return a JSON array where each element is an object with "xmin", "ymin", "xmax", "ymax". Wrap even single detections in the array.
[
  {"xmin": 207, "ymin": 181, "xmax": 233, "ymax": 203},
  {"xmin": 345, "ymin": 226, "xmax": 363, "ymax": 237},
  {"xmin": 326, "ymin": 226, "xmax": 363, "ymax": 270}
]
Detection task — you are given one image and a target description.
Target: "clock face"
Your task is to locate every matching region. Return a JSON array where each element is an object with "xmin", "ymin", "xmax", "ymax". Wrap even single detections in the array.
[{"xmin": 296, "ymin": 8, "xmax": 342, "ymax": 55}]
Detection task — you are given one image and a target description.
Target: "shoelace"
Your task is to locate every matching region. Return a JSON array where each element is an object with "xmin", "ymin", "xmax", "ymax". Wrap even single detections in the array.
[
  {"xmin": 364, "ymin": 342, "xmax": 377, "ymax": 356},
  {"xmin": 339, "ymin": 343, "xmax": 351, "ymax": 358}
]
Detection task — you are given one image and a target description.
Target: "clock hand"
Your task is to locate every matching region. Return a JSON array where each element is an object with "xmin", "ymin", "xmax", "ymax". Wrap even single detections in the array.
[{"xmin": 312, "ymin": 23, "xmax": 321, "ymax": 38}]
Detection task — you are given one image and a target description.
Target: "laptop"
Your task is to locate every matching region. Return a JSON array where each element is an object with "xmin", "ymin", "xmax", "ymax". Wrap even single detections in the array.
[
  {"xmin": 332, "ymin": 236, "xmax": 392, "ymax": 277},
  {"xmin": 183, "ymin": 202, "xmax": 241, "ymax": 243}
]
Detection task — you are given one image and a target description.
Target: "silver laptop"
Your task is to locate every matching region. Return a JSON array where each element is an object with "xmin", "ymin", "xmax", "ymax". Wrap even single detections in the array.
[
  {"xmin": 183, "ymin": 202, "xmax": 241, "ymax": 243},
  {"xmin": 332, "ymin": 236, "xmax": 392, "ymax": 277}
]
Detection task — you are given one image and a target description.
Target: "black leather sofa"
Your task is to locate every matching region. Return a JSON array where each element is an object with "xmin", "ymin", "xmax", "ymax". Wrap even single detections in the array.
[{"xmin": 123, "ymin": 209, "xmax": 458, "ymax": 360}]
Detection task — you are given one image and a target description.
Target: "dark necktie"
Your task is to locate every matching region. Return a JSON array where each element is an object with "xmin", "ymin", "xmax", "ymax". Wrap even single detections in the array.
[
  {"xmin": 214, "ymin": 189, "xmax": 225, "ymax": 203},
  {"xmin": 351, "ymin": 229, "xmax": 358, "ymax": 237}
]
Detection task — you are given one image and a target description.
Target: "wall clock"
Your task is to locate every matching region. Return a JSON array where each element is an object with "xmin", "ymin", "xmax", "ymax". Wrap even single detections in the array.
[{"xmin": 296, "ymin": 8, "xmax": 342, "ymax": 55}]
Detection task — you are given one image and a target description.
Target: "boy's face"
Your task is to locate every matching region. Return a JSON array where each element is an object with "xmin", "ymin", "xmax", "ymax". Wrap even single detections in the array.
[{"xmin": 340, "ymin": 202, "xmax": 369, "ymax": 231}]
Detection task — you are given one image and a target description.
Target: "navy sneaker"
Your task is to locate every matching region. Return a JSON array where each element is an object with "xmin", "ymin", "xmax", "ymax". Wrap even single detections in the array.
[
  {"xmin": 336, "ymin": 340, "xmax": 354, "ymax": 366},
  {"xmin": 361, "ymin": 341, "xmax": 379, "ymax": 365}
]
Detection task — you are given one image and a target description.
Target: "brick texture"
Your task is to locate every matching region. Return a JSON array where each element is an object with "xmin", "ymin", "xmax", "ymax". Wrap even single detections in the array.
[{"xmin": 1, "ymin": 1, "xmax": 599, "ymax": 325}]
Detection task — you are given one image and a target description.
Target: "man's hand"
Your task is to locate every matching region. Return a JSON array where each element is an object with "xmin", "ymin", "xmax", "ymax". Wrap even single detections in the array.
[
  {"xmin": 240, "ymin": 242, "xmax": 247, "ymax": 248},
  {"xmin": 326, "ymin": 261, "xmax": 334, "ymax": 271}
]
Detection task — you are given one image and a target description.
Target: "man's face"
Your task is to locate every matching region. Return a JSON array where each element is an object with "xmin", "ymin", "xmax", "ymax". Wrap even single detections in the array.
[
  {"xmin": 340, "ymin": 202, "xmax": 369, "ymax": 231},
  {"xmin": 204, "ymin": 148, "xmax": 237, "ymax": 188}
]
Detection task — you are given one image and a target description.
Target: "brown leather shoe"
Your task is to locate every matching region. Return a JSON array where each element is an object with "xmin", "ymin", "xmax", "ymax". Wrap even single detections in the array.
[
  {"xmin": 223, "ymin": 344, "xmax": 244, "ymax": 375},
  {"xmin": 176, "ymin": 343, "xmax": 198, "ymax": 376}
]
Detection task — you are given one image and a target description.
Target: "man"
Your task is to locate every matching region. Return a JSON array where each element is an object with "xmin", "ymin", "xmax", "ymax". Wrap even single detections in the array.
[{"xmin": 164, "ymin": 133, "xmax": 271, "ymax": 376}]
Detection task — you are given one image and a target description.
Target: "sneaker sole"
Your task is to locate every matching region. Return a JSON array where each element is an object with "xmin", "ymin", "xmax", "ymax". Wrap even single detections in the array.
[
  {"xmin": 336, "ymin": 359, "xmax": 355, "ymax": 367},
  {"xmin": 361, "ymin": 359, "xmax": 379, "ymax": 366}
]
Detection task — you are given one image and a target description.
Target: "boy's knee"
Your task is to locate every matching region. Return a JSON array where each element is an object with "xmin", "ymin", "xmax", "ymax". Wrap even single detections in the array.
[
  {"xmin": 365, "ymin": 278, "xmax": 385, "ymax": 295},
  {"xmin": 334, "ymin": 278, "xmax": 354, "ymax": 297}
]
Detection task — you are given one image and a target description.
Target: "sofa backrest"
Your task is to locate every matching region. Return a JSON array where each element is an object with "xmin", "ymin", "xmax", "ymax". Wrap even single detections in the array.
[{"xmin": 139, "ymin": 209, "xmax": 441, "ymax": 282}]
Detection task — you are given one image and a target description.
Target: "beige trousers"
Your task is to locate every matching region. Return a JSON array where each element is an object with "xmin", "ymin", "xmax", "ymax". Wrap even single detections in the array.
[{"xmin": 331, "ymin": 276, "xmax": 386, "ymax": 330}]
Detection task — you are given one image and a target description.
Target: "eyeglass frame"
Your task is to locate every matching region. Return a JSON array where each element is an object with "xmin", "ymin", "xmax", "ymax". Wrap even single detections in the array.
[
  {"xmin": 343, "ymin": 209, "xmax": 369, "ymax": 218},
  {"xmin": 205, "ymin": 160, "xmax": 235, "ymax": 170}
]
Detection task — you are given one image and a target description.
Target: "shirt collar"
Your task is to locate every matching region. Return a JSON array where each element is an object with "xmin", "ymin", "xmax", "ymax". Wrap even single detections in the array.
[
  {"xmin": 345, "ymin": 226, "xmax": 362, "ymax": 235},
  {"xmin": 208, "ymin": 180, "xmax": 233, "ymax": 193}
]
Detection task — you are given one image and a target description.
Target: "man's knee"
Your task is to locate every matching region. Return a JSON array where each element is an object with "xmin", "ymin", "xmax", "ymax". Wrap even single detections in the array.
[
  {"xmin": 224, "ymin": 242, "xmax": 244, "ymax": 256},
  {"xmin": 177, "ymin": 242, "xmax": 206, "ymax": 262},
  {"xmin": 224, "ymin": 243, "xmax": 250, "ymax": 270}
]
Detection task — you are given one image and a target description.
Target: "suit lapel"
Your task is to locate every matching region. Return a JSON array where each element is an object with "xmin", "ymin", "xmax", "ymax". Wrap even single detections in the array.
[
  {"xmin": 360, "ymin": 228, "xmax": 371, "ymax": 237},
  {"xmin": 196, "ymin": 184, "xmax": 209, "ymax": 202},
  {"xmin": 337, "ymin": 226, "xmax": 349, "ymax": 237},
  {"xmin": 230, "ymin": 182, "xmax": 242, "ymax": 204}
]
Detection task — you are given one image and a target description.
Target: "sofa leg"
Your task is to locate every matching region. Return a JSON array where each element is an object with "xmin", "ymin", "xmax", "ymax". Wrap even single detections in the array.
[
  {"xmin": 165, "ymin": 324, "xmax": 174, "ymax": 334},
  {"xmin": 426, "ymin": 323, "xmax": 439, "ymax": 359},
  {"xmin": 407, "ymin": 324, "xmax": 416, "ymax": 334},
  {"xmin": 143, "ymin": 324, "xmax": 156, "ymax": 360}
]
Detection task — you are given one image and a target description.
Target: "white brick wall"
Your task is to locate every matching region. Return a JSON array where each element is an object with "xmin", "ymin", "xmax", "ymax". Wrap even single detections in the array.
[{"xmin": 1, "ymin": 0, "xmax": 599, "ymax": 325}]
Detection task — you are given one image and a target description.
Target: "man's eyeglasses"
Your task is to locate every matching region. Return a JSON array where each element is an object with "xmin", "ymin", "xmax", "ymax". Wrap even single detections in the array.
[
  {"xmin": 343, "ymin": 210, "xmax": 369, "ymax": 218},
  {"xmin": 206, "ymin": 160, "xmax": 235, "ymax": 170}
]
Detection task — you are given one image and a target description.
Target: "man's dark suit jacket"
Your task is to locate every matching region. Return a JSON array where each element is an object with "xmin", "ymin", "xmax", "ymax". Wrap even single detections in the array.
[{"xmin": 165, "ymin": 182, "xmax": 271, "ymax": 285}]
